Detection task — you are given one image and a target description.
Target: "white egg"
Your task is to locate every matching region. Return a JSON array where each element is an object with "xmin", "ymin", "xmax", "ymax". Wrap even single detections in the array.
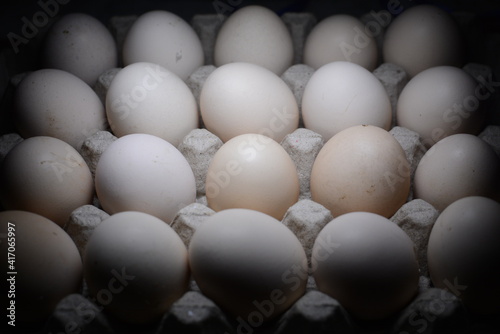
[
  {"xmin": 302, "ymin": 61, "xmax": 391, "ymax": 142},
  {"xmin": 312, "ymin": 212, "xmax": 419, "ymax": 320},
  {"xmin": 189, "ymin": 208, "xmax": 307, "ymax": 322},
  {"xmin": 397, "ymin": 66, "xmax": 486, "ymax": 147},
  {"xmin": 84, "ymin": 211, "xmax": 189, "ymax": 323},
  {"xmin": 95, "ymin": 134, "xmax": 196, "ymax": 223},
  {"xmin": 304, "ymin": 14, "xmax": 378, "ymax": 71},
  {"xmin": 414, "ymin": 134, "xmax": 500, "ymax": 211},
  {"xmin": 427, "ymin": 196, "xmax": 500, "ymax": 315},
  {"xmin": 41, "ymin": 13, "xmax": 117, "ymax": 86},
  {"xmin": 105, "ymin": 62, "xmax": 198, "ymax": 147},
  {"xmin": 214, "ymin": 5, "xmax": 293, "ymax": 75},
  {"xmin": 0, "ymin": 136, "xmax": 94, "ymax": 227},
  {"xmin": 122, "ymin": 10, "xmax": 204, "ymax": 81},
  {"xmin": 200, "ymin": 62, "xmax": 299, "ymax": 143},
  {"xmin": 14, "ymin": 69, "xmax": 107, "ymax": 149},
  {"xmin": 0, "ymin": 211, "xmax": 82, "ymax": 323},
  {"xmin": 383, "ymin": 4, "xmax": 464, "ymax": 77}
]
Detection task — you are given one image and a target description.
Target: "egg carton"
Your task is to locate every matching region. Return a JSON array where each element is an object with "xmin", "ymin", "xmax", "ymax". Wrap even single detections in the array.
[{"xmin": 1, "ymin": 9, "xmax": 500, "ymax": 334}]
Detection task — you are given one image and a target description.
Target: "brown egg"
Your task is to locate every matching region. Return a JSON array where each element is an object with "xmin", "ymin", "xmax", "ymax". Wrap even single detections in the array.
[
  {"xmin": 205, "ymin": 133, "xmax": 299, "ymax": 220},
  {"xmin": 310, "ymin": 125, "xmax": 410, "ymax": 218}
]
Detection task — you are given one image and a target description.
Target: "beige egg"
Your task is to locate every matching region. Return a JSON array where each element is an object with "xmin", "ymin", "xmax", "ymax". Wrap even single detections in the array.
[
  {"xmin": 95, "ymin": 134, "xmax": 196, "ymax": 223},
  {"xmin": 0, "ymin": 210, "xmax": 82, "ymax": 323},
  {"xmin": 310, "ymin": 125, "xmax": 410, "ymax": 218},
  {"xmin": 105, "ymin": 62, "xmax": 198, "ymax": 147},
  {"xmin": 397, "ymin": 66, "xmax": 486, "ymax": 147},
  {"xmin": 200, "ymin": 62, "xmax": 299, "ymax": 143},
  {"xmin": 312, "ymin": 212, "xmax": 419, "ymax": 320},
  {"xmin": 123, "ymin": 10, "xmax": 204, "ymax": 81},
  {"xmin": 427, "ymin": 196, "xmax": 500, "ymax": 315},
  {"xmin": 41, "ymin": 13, "xmax": 117, "ymax": 86},
  {"xmin": 214, "ymin": 5, "xmax": 293, "ymax": 75},
  {"xmin": 0, "ymin": 136, "xmax": 94, "ymax": 227},
  {"xmin": 383, "ymin": 4, "xmax": 464, "ymax": 77},
  {"xmin": 302, "ymin": 61, "xmax": 391, "ymax": 142},
  {"xmin": 205, "ymin": 133, "xmax": 299, "ymax": 220},
  {"xmin": 84, "ymin": 211, "xmax": 189, "ymax": 323},
  {"xmin": 414, "ymin": 134, "xmax": 500, "ymax": 211},
  {"xmin": 189, "ymin": 208, "xmax": 307, "ymax": 324},
  {"xmin": 304, "ymin": 14, "xmax": 378, "ymax": 71},
  {"xmin": 14, "ymin": 69, "xmax": 107, "ymax": 149}
]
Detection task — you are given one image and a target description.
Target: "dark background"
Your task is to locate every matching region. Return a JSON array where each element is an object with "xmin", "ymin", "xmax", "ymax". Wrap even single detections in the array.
[{"xmin": 2, "ymin": 0, "xmax": 500, "ymax": 25}]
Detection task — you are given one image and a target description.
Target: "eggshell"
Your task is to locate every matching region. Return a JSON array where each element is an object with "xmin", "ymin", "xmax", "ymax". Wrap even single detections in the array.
[
  {"xmin": 189, "ymin": 208, "xmax": 307, "ymax": 321},
  {"xmin": 41, "ymin": 13, "xmax": 117, "ymax": 86},
  {"xmin": 427, "ymin": 196, "xmax": 500, "ymax": 315},
  {"xmin": 0, "ymin": 136, "xmax": 94, "ymax": 227},
  {"xmin": 312, "ymin": 212, "xmax": 419, "ymax": 320},
  {"xmin": 105, "ymin": 62, "xmax": 198, "ymax": 147},
  {"xmin": 397, "ymin": 66, "xmax": 485, "ymax": 147},
  {"xmin": 303, "ymin": 14, "xmax": 378, "ymax": 71},
  {"xmin": 205, "ymin": 133, "xmax": 299, "ymax": 220},
  {"xmin": 200, "ymin": 62, "xmax": 299, "ymax": 143},
  {"xmin": 414, "ymin": 134, "xmax": 500, "ymax": 211},
  {"xmin": 83, "ymin": 211, "xmax": 189, "ymax": 323},
  {"xmin": 383, "ymin": 4, "xmax": 464, "ymax": 77},
  {"xmin": 122, "ymin": 10, "xmax": 204, "ymax": 81},
  {"xmin": 214, "ymin": 5, "xmax": 293, "ymax": 75},
  {"xmin": 310, "ymin": 125, "xmax": 410, "ymax": 218},
  {"xmin": 0, "ymin": 210, "xmax": 82, "ymax": 323},
  {"xmin": 95, "ymin": 134, "xmax": 196, "ymax": 223},
  {"xmin": 14, "ymin": 69, "xmax": 107, "ymax": 149},
  {"xmin": 302, "ymin": 61, "xmax": 391, "ymax": 141}
]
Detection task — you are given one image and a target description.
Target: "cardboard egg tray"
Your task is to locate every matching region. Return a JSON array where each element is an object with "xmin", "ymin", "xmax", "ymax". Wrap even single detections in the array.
[{"xmin": 1, "ymin": 5, "xmax": 500, "ymax": 334}]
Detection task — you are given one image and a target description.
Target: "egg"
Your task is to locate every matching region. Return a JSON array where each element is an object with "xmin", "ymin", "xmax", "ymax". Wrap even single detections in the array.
[
  {"xmin": 214, "ymin": 5, "xmax": 293, "ymax": 75},
  {"xmin": 41, "ymin": 13, "xmax": 117, "ymax": 86},
  {"xmin": 312, "ymin": 212, "xmax": 419, "ymax": 320},
  {"xmin": 0, "ymin": 210, "xmax": 82, "ymax": 323},
  {"xmin": 122, "ymin": 10, "xmax": 204, "ymax": 81},
  {"xmin": 200, "ymin": 62, "xmax": 299, "ymax": 143},
  {"xmin": 205, "ymin": 133, "xmax": 299, "ymax": 220},
  {"xmin": 414, "ymin": 134, "xmax": 500, "ymax": 211},
  {"xmin": 95, "ymin": 133, "xmax": 196, "ymax": 223},
  {"xmin": 383, "ymin": 4, "xmax": 464, "ymax": 77},
  {"xmin": 0, "ymin": 136, "xmax": 94, "ymax": 227},
  {"xmin": 105, "ymin": 62, "xmax": 198, "ymax": 147},
  {"xmin": 397, "ymin": 66, "xmax": 486, "ymax": 147},
  {"xmin": 310, "ymin": 125, "xmax": 410, "ymax": 218},
  {"xmin": 14, "ymin": 68, "xmax": 107, "ymax": 149},
  {"xmin": 83, "ymin": 211, "xmax": 189, "ymax": 323},
  {"xmin": 189, "ymin": 208, "xmax": 307, "ymax": 323},
  {"xmin": 303, "ymin": 14, "xmax": 378, "ymax": 71},
  {"xmin": 301, "ymin": 61, "xmax": 391, "ymax": 142},
  {"xmin": 427, "ymin": 196, "xmax": 500, "ymax": 315}
]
